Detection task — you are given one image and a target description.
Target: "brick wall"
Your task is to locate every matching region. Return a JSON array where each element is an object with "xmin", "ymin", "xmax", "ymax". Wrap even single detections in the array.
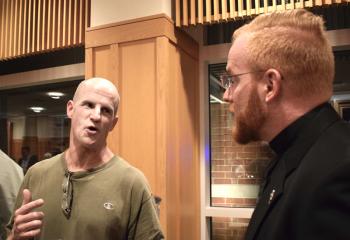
[
  {"xmin": 210, "ymin": 103, "xmax": 274, "ymax": 239},
  {"xmin": 212, "ymin": 217, "xmax": 249, "ymax": 240},
  {"xmin": 210, "ymin": 103, "xmax": 274, "ymax": 207}
]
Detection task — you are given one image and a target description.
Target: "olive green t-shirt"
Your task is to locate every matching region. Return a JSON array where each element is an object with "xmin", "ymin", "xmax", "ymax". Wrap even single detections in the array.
[{"xmin": 9, "ymin": 153, "xmax": 163, "ymax": 240}]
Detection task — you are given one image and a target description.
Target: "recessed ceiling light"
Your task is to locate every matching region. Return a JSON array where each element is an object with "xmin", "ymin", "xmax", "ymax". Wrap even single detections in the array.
[
  {"xmin": 29, "ymin": 106, "xmax": 45, "ymax": 113},
  {"xmin": 47, "ymin": 92, "xmax": 65, "ymax": 99}
]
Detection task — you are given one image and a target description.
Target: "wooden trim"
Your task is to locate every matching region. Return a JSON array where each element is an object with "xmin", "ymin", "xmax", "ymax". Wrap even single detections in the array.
[
  {"xmin": 198, "ymin": 0, "xmax": 203, "ymax": 23},
  {"xmin": 13, "ymin": 0, "xmax": 18, "ymax": 56},
  {"xmin": 183, "ymin": 0, "xmax": 188, "ymax": 26},
  {"xmin": 27, "ymin": 0, "xmax": 32, "ymax": 53},
  {"xmin": 0, "ymin": 63, "xmax": 84, "ymax": 90},
  {"xmin": 175, "ymin": 0, "xmax": 349, "ymax": 26},
  {"xmin": 238, "ymin": 0, "xmax": 243, "ymax": 16},
  {"xmin": 0, "ymin": 0, "xmax": 5, "ymax": 57},
  {"xmin": 85, "ymin": 0, "xmax": 88, "ymax": 29},
  {"xmin": 87, "ymin": 13, "xmax": 173, "ymax": 31},
  {"xmin": 18, "ymin": 0, "xmax": 23, "ymax": 55},
  {"xmin": 37, "ymin": 0, "xmax": 41, "ymax": 51},
  {"xmin": 9, "ymin": 0, "xmax": 14, "ymax": 57},
  {"xmin": 86, "ymin": 14, "xmax": 198, "ymax": 60},
  {"xmin": 32, "ymin": 0, "xmax": 36, "ymax": 52},
  {"xmin": 79, "ymin": 0, "xmax": 83, "ymax": 43},
  {"xmin": 63, "ymin": 0, "xmax": 67, "ymax": 46},
  {"xmin": 214, "ymin": 0, "xmax": 219, "ymax": 21},
  {"xmin": 222, "ymin": 0, "xmax": 227, "ymax": 20},
  {"xmin": 0, "ymin": 0, "xmax": 88, "ymax": 60},
  {"xmin": 155, "ymin": 36, "xmax": 170, "ymax": 236},
  {"xmin": 42, "ymin": 0, "xmax": 46, "ymax": 50},
  {"xmin": 176, "ymin": 0, "xmax": 180, "ymax": 26},
  {"xmin": 247, "ymin": 0, "xmax": 251, "ymax": 16},
  {"xmin": 190, "ymin": 0, "xmax": 195, "ymax": 25},
  {"xmin": 73, "ymin": 0, "xmax": 77, "ymax": 44},
  {"xmin": 282, "ymin": 0, "xmax": 286, "ymax": 9},
  {"xmin": 23, "ymin": 0, "xmax": 27, "ymax": 54},
  {"xmin": 230, "ymin": 0, "xmax": 236, "ymax": 18},
  {"xmin": 5, "ymin": 0, "xmax": 9, "ymax": 57},
  {"xmin": 290, "ymin": 0, "xmax": 295, "ymax": 9},
  {"xmin": 206, "ymin": 0, "xmax": 211, "ymax": 22},
  {"xmin": 57, "ymin": 0, "xmax": 61, "ymax": 48},
  {"xmin": 68, "ymin": 0, "xmax": 72, "ymax": 45}
]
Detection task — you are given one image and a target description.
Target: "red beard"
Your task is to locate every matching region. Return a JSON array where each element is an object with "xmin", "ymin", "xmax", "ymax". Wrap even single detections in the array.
[{"xmin": 232, "ymin": 86, "xmax": 267, "ymax": 144}]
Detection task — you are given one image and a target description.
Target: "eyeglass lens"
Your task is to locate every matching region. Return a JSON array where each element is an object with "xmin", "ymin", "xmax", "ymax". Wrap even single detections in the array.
[{"xmin": 220, "ymin": 75, "xmax": 232, "ymax": 89}]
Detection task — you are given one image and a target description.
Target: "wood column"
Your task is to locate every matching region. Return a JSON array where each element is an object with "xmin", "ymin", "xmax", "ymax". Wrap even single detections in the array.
[{"xmin": 85, "ymin": 14, "xmax": 200, "ymax": 240}]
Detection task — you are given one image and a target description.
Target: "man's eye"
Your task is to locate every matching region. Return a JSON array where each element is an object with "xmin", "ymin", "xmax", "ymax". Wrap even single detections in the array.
[{"xmin": 102, "ymin": 108, "xmax": 112, "ymax": 115}]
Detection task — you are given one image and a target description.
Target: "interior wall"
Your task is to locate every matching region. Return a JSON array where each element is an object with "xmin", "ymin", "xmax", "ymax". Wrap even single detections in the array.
[{"xmin": 91, "ymin": 0, "xmax": 172, "ymax": 27}]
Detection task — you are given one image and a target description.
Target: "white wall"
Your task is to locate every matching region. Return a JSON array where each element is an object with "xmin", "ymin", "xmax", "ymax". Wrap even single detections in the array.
[{"xmin": 91, "ymin": 0, "xmax": 172, "ymax": 27}]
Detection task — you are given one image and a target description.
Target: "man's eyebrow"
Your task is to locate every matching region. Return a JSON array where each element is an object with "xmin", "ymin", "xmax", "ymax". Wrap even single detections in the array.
[{"xmin": 80, "ymin": 100, "xmax": 92, "ymax": 105}]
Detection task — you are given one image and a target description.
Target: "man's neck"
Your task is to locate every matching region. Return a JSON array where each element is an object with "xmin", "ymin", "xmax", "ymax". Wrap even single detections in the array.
[
  {"xmin": 65, "ymin": 145, "xmax": 114, "ymax": 172},
  {"xmin": 260, "ymin": 97, "xmax": 328, "ymax": 142}
]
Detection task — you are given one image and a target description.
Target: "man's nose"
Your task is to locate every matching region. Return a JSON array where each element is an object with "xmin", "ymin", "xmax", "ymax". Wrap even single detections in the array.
[
  {"xmin": 90, "ymin": 108, "xmax": 101, "ymax": 121},
  {"xmin": 223, "ymin": 88, "xmax": 231, "ymax": 102}
]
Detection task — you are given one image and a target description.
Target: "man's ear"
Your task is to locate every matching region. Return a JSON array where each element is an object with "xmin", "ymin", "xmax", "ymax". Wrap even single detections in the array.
[
  {"xmin": 263, "ymin": 69, "xmax": 282, "ymax": 102},
  {"xmin": 66, "ymin": 100, "xmax": 74, "ymax": 119},
  {"xmin": 109, "ymin": 116, "xmax": 119, "ymax": 131}
]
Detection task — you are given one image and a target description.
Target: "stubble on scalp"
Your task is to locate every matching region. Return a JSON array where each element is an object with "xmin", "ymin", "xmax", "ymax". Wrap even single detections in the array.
[{"xmin": 72, "ymin": 78, "xmax": 120, "ymax": 114}]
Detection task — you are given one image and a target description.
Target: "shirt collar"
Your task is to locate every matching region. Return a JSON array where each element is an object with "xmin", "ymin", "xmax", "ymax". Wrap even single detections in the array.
[{"xmin": 269, "ymin": 102, "xmax": 329, "ymax": 156}]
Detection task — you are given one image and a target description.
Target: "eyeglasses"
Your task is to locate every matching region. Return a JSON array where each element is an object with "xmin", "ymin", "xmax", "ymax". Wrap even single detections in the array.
[
  {"xmin": 62, "ymin": 171, "xmax": 73, "ymax": 218},
  {"xmin": 220, "ymin": 70, "xmax": 265, "ymax": 89}
]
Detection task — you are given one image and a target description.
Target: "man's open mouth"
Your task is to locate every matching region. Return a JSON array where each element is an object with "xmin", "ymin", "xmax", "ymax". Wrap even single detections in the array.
[{"xmin": 87, "ymin": 126, "xmax": 98, "ymax": 133}]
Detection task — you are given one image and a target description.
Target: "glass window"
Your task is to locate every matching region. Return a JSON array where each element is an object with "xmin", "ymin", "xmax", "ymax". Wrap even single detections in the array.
[
  {"xmin": 0, "ymin": 80, "xmax": 81, "ymax": 171},
  {"xmin": 208, "ymin": 63, "xmax": 274, "ymax": 209},
  {"xmin": 211, "ymin": 217, "xmax": 250, "ymax": 240}
]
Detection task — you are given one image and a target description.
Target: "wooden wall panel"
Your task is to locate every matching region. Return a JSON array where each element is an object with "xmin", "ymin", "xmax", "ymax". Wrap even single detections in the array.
[
  {"xmin": 118, "ymin": 39, "xmax": 158, "ymax": 192},
  {"xmin": 178, "ymin": 50, "xmax": 200, "ymax": 240},
  {"xmin": 167, "ymin": 42, "xmax": 200, "ymax": 240},
  {"xmin": 91, "ymin": 45, "xmax": 111, "ymax": 78},
  {"xmin": 166, "ymin": 43, "xmax": 181, "ymax": 240},
  {"xmin": 155, "ymin": 36, "xmax": 170, "ymax": 233}
]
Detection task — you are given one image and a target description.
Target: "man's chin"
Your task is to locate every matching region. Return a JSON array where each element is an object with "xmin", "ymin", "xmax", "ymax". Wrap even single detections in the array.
[{"xmin": 232, "ymin": 126, "xmax": 259, "ymax": 145}]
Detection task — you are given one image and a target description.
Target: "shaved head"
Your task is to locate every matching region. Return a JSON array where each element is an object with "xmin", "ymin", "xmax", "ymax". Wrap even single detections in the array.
[{"xmin": 73, "ymin": 78, "xmax": 120, "ymax": 115}]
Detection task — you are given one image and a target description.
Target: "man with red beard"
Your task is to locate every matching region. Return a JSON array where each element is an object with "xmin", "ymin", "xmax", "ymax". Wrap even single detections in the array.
[
  {"xmin": 7, "ymin": 78, "xmax": 163, "ymax": 240},
  {"xmin": 223, "ymin": 9, "xmax": 350, "ymax": 240}
]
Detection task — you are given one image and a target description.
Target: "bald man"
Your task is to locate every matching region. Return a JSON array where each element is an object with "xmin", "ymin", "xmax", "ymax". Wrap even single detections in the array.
[{"xmin": 7, "ymin": 78, "xmax": 164, "ymax": 240}]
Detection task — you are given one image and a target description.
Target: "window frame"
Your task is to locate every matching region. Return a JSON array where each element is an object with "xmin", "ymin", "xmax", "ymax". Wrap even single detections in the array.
[{"xmin": 199, "ymin": 43, "xmax": 254, "ymax": 239}]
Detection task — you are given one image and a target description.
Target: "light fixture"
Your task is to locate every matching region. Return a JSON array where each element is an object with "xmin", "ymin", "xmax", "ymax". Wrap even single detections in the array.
[
  {"xmin": 47, "ymin": 92, "xmax": 65, "ymax": 99},
  {"xmin": 29, "ymin": 106, "xmax": 45, "ymax": 113}
]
